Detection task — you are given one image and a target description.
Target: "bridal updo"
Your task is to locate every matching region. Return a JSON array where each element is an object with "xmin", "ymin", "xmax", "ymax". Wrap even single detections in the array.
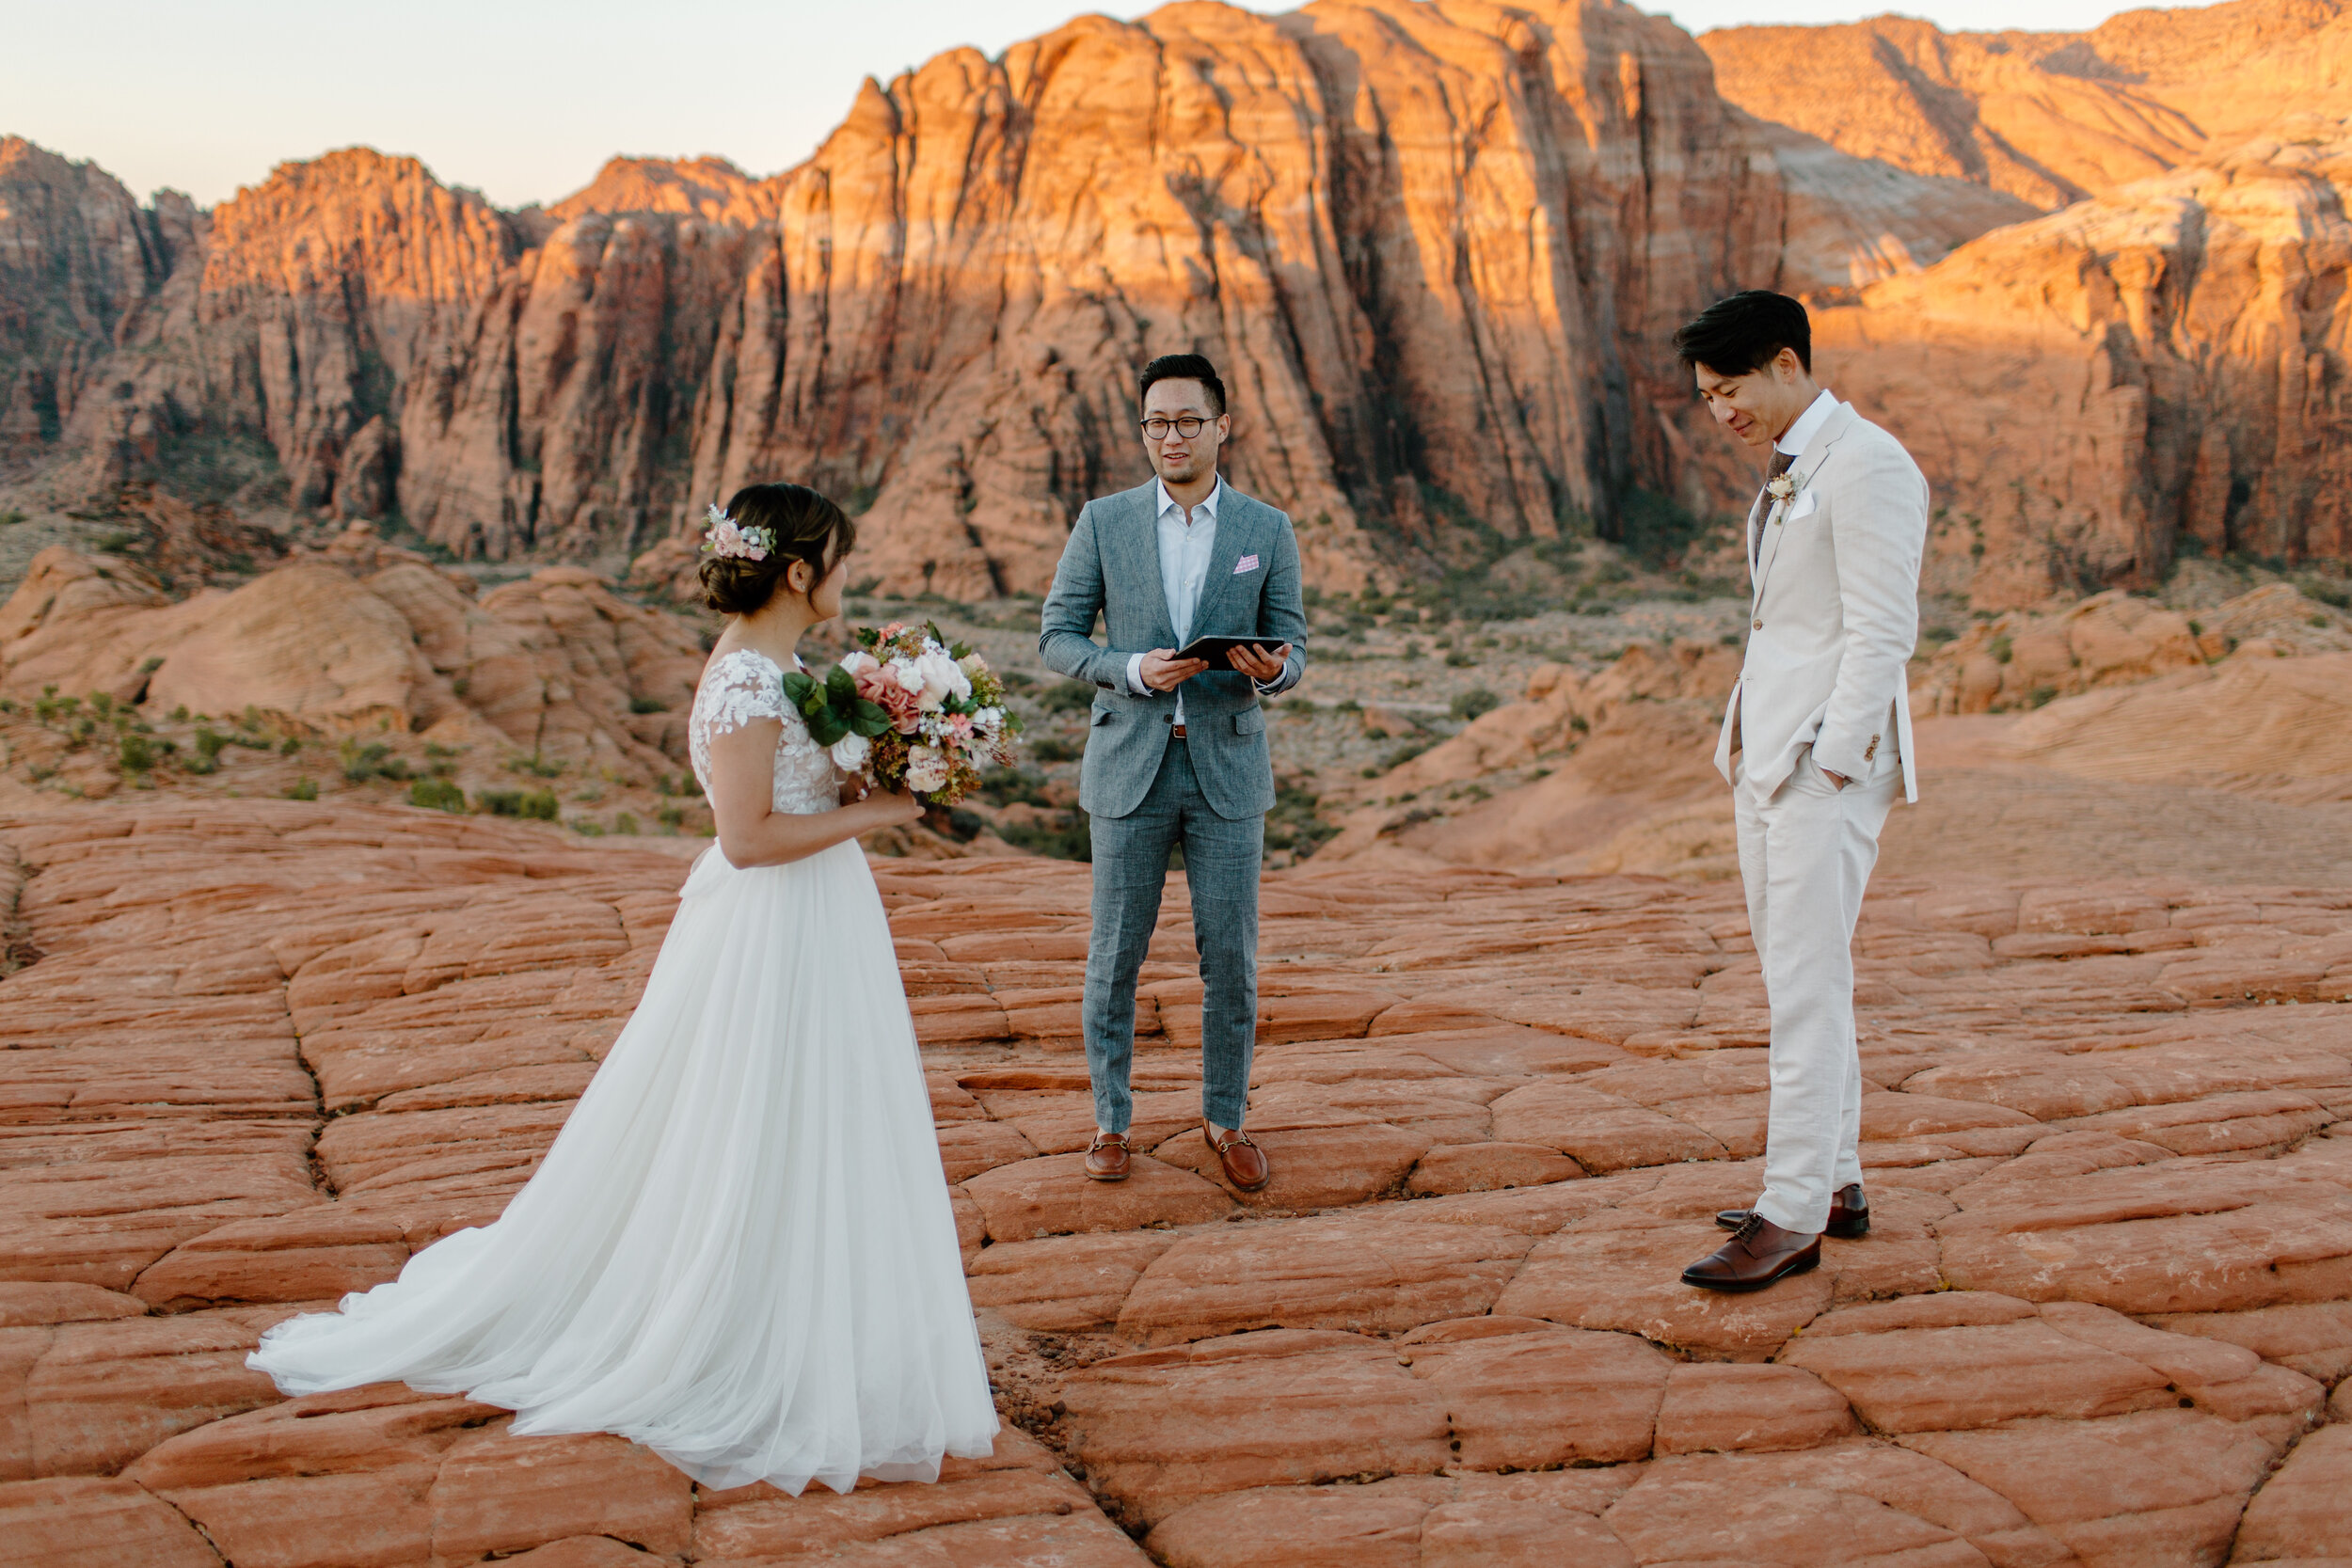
[{"xmin": 699, "ymin": 483, "xmax": 858, "ymax": 616}]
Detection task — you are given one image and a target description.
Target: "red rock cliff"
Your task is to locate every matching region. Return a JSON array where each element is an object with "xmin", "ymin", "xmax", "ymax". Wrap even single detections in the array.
[{"xmin": 5, "ymin": 0, "xmax": 2344, "ymax": 605}]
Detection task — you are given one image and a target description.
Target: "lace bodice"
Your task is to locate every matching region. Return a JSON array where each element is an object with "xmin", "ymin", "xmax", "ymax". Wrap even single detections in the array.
[{"xmin": 688, "ymin": 649, "xmax": 839, "ymax": 816}]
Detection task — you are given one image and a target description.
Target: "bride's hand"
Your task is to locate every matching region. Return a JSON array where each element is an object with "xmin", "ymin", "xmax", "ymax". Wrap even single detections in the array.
[{"xmin": 866, "ymin": 784, "xmax": 925, "ymax": 827}]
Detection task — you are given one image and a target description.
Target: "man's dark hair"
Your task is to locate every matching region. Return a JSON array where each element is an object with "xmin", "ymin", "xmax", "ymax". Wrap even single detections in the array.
[
  {"xmin": 1673, "ymin": 290, "xmax": 1811, "ymax": 376},
  {"xmin": 1139, "ymin": 353, "xmax": 1227, "ymax": 417}
]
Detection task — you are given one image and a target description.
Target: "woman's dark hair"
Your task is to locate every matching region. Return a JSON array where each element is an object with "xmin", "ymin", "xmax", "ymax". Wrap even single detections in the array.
[
  {"xmin": 1673, "ymin": 290, "xmax": 1812, "ymax": 376},
  {"xmin": 698, "ymin": 483, "xmax": 857, "ymax": 616},
  {"xmin": 1140, "ymin": 352, "xmax": 1227, "ymax": 416}
]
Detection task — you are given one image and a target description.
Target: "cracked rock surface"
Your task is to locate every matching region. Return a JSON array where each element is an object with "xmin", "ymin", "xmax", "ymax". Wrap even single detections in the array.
[{"xmin": 2, "ymin": 800, "xmax": 2348, "ymax": 1565}]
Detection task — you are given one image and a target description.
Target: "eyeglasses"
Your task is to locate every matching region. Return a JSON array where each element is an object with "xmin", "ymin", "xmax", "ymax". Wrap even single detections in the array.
[{"xmin": 1139, "ymin": 416, "xmax": 1212, "ymax": 440}]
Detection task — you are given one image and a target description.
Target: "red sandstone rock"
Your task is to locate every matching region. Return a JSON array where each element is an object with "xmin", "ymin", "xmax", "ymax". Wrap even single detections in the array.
[
  {"xmin": 6, "ymin": 800, "xmax": 2352, "ymax": 1562},
  {"xmin": 960, "ymin": 1154, "xmax": 1234, "ymax": 1244},
  {"xmin": 1115, "ymin": 1218, "xmax": 1531, "ymax": 1347},
  {"xmin": 1652, "ymin": 1363, "xmax": 1859, "ymax": 1455},
  {"xmin": 1060, "ymin": 1331, "xmax": 1450, "ymax": 1527}
]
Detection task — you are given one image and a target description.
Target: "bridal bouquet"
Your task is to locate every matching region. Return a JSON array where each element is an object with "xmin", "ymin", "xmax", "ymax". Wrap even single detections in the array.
[{"xmin": 780, "ymin": 622, "xmax": 1020, "ymax": 806}]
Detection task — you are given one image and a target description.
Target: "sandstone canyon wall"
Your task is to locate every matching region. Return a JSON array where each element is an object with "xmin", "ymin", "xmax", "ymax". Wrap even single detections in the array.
[
  {"xmin": 0, "ymin": 0, "xmax": 2032, "ymax": 600},
  {"xmin": 3, "ymin": 0, "xmax": 2348, "ymax": 605}
]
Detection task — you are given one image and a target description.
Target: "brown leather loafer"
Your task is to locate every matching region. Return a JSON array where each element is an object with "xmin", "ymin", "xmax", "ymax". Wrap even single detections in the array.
[
  {"xmin": 1682, "ymin": 1212, "xmax": 1820, "ymax": 1292},
  {"xmin": 1085, "ymin": 1132, "xmax": 1131, "ymax": 1182},
  {"xmin": 1207, "ymin": 1127, "xmax": 1270, "ymax": 1193},
  {"xmin": 1717, "ymin": 1182, "xmax": 1869, "ymax": 1240}
]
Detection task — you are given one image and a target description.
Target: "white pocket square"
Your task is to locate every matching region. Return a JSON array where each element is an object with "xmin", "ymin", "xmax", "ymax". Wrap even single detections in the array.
[
  {"xmin": 1232, "ymin": 554, "xmax": 1260, "ymax": 574},
  {"xmin": 1787, "ymin": 491, "xmax": 1820, "ymax": 521}
]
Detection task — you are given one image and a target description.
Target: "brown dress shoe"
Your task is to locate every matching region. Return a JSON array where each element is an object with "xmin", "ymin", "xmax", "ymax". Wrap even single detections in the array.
[
  {"xmin": 1682, "ymin": 1212, "xmax": 1820, "ymax": 1292},
  {"xmin": 1206, "ymin": 1127, "xmax": 1270, "ymax": 1193},
  {"xmin": 1716, "ymin": 1182, "xmax": 1869, "ymax": 1240},
  {"xmin": 1085, "ymin": 1132, "xmax": 1130, "ymax": 1182}
]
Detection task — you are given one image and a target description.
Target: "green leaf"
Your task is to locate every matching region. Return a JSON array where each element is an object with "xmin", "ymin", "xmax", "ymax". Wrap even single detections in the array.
[
  {"xmin": 855, "ymin": 626, "xmax": 881, "ymax": 648},
  {"xmin": 805, "ymin": 710, "xmax": 849, "ymax": 745},
  {"xmin": 780, "ymin": 671, "xmax": 816, "ymax": 705},
  {"xmin": 850, "ymin": 699, "xmax": 892, "ymax": 737},
  {"xmin": 825, "ymin": 665, "xmax": 857, "ymax": 705},
  {"xmin": 950, "ymin": 640, "xmax": 973, "ymax": 660}
]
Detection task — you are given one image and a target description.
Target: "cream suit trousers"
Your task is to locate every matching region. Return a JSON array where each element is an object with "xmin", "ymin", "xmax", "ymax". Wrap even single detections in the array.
[{"xmin": 1735, "ymin": 739, "xmax": 1901, "ymax": 1234}]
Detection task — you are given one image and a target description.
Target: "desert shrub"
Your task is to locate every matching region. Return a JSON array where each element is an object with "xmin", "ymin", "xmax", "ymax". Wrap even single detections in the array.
[
  {"xmin": 977, "ymin": 767, "xmax": 1052, "ymax": 808},
  {"xmin": 284, "ymin": 778, "xmax": 318, "ymax": 800},
  {"xmin": 1450, "ymin": 687, "xmax": 1501, "ymax": 721},
  {"xmin": 341, "ymin": 740, "xmax": 409, "ymax": 782},
  {"xmin": 1263, "ymin": 779, "xmax": 1338, "ymax": 860},
  {"xmin": 1031, "ymin": 736, "xmax": 1079, "ymax": 764},
  {"xmin": 408, "ymin": 777, "xmax": 466, "ymax": 813},
  {"xmin": 117, "ymin": 735, "xmax": 155, "ymax": 772},
  {"xmin": 628, "ymin": 695, "xmax": 668, "ymax": 714},
  {"xmin": 477, "ymin": 788, "xmax": 560, "ymax": 820},
  {"xmin": 996, "ymin": 809, "xmax": 1091, "ymax": 862},
  {"xmin": 1038, "ymin": 682, "xmax": 1096, "ymax": 714}
]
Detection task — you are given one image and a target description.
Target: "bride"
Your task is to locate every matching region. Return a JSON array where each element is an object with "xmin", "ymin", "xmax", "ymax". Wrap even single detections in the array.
[{"xmin": 249, "ymin": 483, "xmax": 1000, "ymax": 1495}]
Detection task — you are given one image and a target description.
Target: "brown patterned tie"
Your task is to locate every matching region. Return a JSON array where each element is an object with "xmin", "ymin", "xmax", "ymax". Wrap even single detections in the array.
[{"xmin": 1754, "ymin": 448, "xmax": 1796, "ymax": 528}]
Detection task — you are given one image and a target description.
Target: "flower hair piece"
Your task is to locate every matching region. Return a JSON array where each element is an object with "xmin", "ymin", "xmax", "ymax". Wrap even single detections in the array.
[{"xmin": 702, "ymin": 502, "xmax": 774, "ymax": 562}]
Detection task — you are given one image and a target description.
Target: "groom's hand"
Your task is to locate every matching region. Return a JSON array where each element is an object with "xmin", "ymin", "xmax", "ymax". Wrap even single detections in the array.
[
  {"xmin": 1140, "ymin": 648, "xmax": 1210, "ymax": 690},
  {"xmin": 1226, "ymin": 642, "xmax": 1292, "ymax": 683}
]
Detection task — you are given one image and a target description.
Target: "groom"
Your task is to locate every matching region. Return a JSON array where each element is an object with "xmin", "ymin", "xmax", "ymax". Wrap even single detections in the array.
[
  {"xmin": 1039, "ymin": 353, "xmax": 1309, "ymax": 1194},
  {"xmin": 1675, "ymin": 291, "xmax": 1927, "ymax": 1291}
]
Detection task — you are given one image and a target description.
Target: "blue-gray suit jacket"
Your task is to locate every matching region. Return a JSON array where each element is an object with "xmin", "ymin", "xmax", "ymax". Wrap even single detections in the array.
[{"xmin": 1039, "ymin": 479, "xmax": 1310, "ymax": 821}]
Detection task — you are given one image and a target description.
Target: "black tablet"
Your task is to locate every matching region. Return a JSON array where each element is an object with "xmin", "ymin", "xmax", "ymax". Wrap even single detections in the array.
[{"xmin": 1173, "ymin": 635, "xmax": 1279, "ymax": 667}]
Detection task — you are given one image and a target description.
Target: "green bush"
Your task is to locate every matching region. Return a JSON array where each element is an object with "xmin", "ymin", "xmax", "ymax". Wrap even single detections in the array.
[
  {"xmin": 408, "ymin": 777, "xmax": 466, "ymax": 813},
  {"xmin": 995, "ymin": 809, "xmax": 1091, "ymax": 862},
  {"xmin": 117, "ymin": 734, "xmax": 156, "ymax": 772},
  {"xmin": 977, "ymin": 767, "xmax": 1052, "ymax": 807},
  {"xmin": 613, "ymin": 812, "xmax": 640, "ymax": 835},
  {"xmin": 341, "ymin": 740, "xmax": 409, "ymax": 782},
  {"xmin": 1038, "ymin": 682, "xmax": 1096, "ymax": 714},
  {"xmin": 285, "ymin": 778, "xmax": 319, "ymax": 800},
  {"xmin": 1450, "ymin": 688, "xmax": 1502, "ymax": 721},
  {"xmin": 477, "ymin": 788, "xmax": 560, "ymax": 820},
  {"xmin": 628, "ymin": 695, "xmax": 669, "ymax": 714},
  {"xmin": 1031, "ymin": 736, "xmax": 1079, "ymax": 764}
]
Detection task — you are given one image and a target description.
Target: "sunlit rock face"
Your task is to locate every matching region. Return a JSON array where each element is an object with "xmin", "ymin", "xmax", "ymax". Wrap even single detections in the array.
[
  {"xmin": 7, "ymin": 0, "xmax": 2350, "ymax": 606},
  {"xmin": 0, "ymin": 1, "xmax": 2032, "ymax": 597}
]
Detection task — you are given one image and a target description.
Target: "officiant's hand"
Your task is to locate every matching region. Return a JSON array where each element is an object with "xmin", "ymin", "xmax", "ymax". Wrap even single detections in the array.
[
  {"xmin": 1140, "ymin": 648, "xmax": 1210, "ymax": 690},
  {"xmin": 1226, "ymin": 641, "xmax": 1292, "ymax": 683}
]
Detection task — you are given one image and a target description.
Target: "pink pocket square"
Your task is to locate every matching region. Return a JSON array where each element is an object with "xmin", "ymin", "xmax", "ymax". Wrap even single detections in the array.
[{"xmin": 1232, "ymin": 554, "xmax": 1260, "ymax": 574}]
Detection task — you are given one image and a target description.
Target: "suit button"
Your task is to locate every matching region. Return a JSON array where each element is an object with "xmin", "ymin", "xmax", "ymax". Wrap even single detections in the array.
[
  {"xmin": 1752, "ymin": 618, "xmax": 1764, "ymax": 630},
  {"xmin": 1163, "ymin": 713, "xmax": 1174, "ymax": 723}
]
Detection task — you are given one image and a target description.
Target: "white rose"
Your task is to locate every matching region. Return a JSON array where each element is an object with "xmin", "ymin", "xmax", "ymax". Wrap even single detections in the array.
[
  {"xmin": 913, "ymin": 648, "xmax": 968, "ymax": 710},
  {"xmin": 958, "ymin": 652, "xmax": 987, "ymax": 678},
  {"xmin": 839, "ymin": 651, "xmax": 879, "ymax": 677},
  {"xmin": 892, "ymin": 657, "xmax": 925, "ymax": 693},
  {"xmin": 905, "ymin": 743, "xmax": 950, "ymax": 792},
  {"xmin": 829, "ymin": 732, "xmax": 871, "ymax": 771}
]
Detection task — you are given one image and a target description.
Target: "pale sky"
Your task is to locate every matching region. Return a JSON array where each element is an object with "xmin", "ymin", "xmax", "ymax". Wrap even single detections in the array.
[{"xmin": 3, "ymin": 0, "xmax": 2161, "ymax": 211}]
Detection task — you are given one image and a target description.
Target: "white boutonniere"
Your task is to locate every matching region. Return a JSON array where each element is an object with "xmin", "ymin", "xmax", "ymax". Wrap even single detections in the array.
[{"xmin": 1766, "ymin": 474, "xmax": 1797, "ymax": 503}]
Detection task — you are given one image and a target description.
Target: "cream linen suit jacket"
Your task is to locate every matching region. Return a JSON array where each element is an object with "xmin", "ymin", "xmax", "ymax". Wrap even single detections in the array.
[{"xmin": 1712, "ymin": 400, "xmax": 1928, "ymax": 804}]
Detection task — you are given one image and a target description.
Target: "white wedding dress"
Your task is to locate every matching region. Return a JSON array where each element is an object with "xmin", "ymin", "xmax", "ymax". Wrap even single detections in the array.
[{"xmin": 249, "ymin": 648, "xmax": 998, "ymax": 1495}]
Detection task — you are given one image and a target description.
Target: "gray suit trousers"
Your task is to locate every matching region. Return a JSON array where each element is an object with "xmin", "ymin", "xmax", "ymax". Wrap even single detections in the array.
[{"xmin": 1083, "ymin": 742, "xmax": 1262, "ymax": 1133}]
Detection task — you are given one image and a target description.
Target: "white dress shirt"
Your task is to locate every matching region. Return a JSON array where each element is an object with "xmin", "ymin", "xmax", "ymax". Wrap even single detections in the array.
[
  {"xmin": 1777, "ymin": 388, "xmax": 1837, "ymax": 462},
  {"xmin": 1125, "ymin": 475, "xmax": 1278, "ymax": 722}
]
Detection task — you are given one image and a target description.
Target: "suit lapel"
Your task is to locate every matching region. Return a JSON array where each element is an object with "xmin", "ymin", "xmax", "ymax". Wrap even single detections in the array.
[
  {"xmin": 1752, "ymin": 404, "xmax": 1854, "ymax": 608},
  {"xmin": 1122, "ymin": 483, "xmax": 1177, "ymax": 649},
  {"xmin": 1183, "ymin": 480, "xmax": 1257, "ymax": 635}
]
